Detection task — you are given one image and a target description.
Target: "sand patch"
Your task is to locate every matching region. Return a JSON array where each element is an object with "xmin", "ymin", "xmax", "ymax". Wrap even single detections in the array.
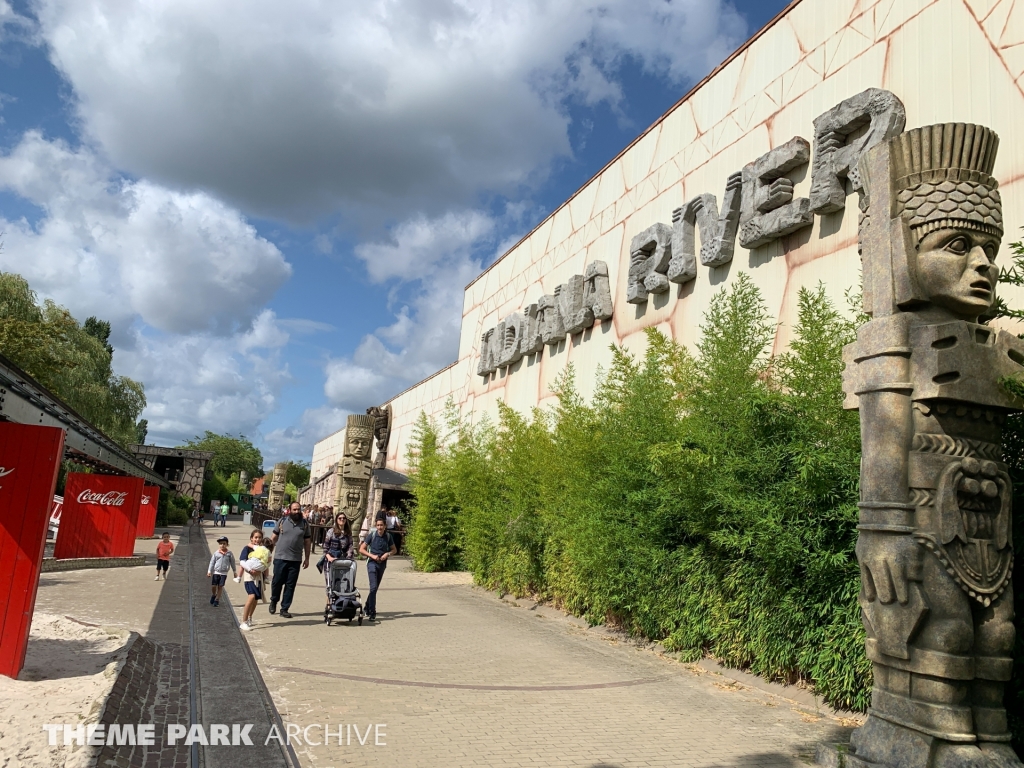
[{"xmin": 0, "ymin": 613, "xmax": 131, "ymax": 768}]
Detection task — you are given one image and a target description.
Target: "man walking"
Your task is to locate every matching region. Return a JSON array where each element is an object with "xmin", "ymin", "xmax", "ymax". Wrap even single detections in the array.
[
  {"xmin": 218, "ymin": 500, "xmax": 229, "ymax": 527},
  {"xmin": 269, "ymin": 502, "xmax": 311, "ymax": 619},
  {"xmin": 358, "ymin": 514, "xmax": 397, "ymax": 622}
]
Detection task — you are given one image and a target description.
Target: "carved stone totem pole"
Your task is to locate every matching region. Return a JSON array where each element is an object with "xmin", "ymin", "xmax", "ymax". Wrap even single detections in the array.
[
  {"xmin": 335, "ymin": 415, "xmax": 374, "ymax": 536},
  {"xmin": 844, "ymin": 123, "xmax": 1024, "ymax": 768},
  {"xmin": 366, "ymin": 404, "xmax": 392, "ymax": 470},
  {"xmin": 268, "ymin": 461, "xmax": 288, "ymax": 511}
]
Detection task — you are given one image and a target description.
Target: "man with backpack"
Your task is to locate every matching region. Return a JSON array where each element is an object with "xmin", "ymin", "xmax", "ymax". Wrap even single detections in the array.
[
  {"xmin": 268, "ymin": 502, "xmax": 312, "ymax": 619},
  {"xmin": 358, "ymin": 513, "xmax": 397, "ymax": 622}
]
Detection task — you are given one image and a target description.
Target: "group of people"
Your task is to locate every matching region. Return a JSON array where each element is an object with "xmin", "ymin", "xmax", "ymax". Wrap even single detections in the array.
[{"xmin": 159, "ymin": 500, "xmax": 405, "ymax": 630}]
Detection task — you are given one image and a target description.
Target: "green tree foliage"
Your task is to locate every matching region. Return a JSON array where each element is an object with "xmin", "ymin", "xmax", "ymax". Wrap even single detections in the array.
[
  {"xmin": 285, "ymin": 461, "xmax": 311, "ymax": 488},
  {"xmin": 405, "ymin": 409, "xmax": 463, "ymax": 572},
  {"xmin": 991, "ymin": 236, "xmax": 1024, "ymax": 747},
  {"xmin": 180, "ymin": 431, "xmax": 263, "ymax": 479},
  {"xmin": 406, "ymin": 277, "xmax": 868, "ymax": 711},
  {"xmin": 0, "ymin": 271, "xmax": 146, "ymax": 447}
]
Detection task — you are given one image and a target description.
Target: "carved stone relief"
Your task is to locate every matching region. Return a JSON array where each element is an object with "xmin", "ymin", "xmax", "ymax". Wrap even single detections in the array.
[
  {"xmin": 739, "ymin": 136, "xmax": 813, "ymax": 249},
  {"xmin": 477, "ymin": 260, "xmax": 614, "ymax": 378}
]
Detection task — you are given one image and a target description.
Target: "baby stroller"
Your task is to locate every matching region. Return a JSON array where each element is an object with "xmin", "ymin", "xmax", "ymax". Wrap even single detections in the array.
[{"xmin": 325, "ymin": 559, "xmax": 363, "ymax": 626}]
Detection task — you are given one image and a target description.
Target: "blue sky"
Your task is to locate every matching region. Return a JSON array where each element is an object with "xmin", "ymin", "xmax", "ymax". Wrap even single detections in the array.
[{"xmin": 0, "ymin": 0, "xmax": 787, "ymax": 465}]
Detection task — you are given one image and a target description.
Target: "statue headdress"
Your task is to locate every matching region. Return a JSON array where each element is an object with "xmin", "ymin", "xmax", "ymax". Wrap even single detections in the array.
[{"xmin": 892, "ymin": 123, "xmax": 1002, "ymax": 242}]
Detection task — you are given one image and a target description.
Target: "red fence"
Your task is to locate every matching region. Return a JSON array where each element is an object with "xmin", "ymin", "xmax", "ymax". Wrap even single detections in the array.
[
  {"xmin": 55, "ymin": 473, "xmax": 144, "ymax": 559},
  {"xmin": 0, "ymin": 423, "xmax": 66, "ymax": 678}
]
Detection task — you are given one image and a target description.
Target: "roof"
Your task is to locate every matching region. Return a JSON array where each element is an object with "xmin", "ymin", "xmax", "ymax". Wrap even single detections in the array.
[{"xmin": 373, "ymin": 467, "xmax": 409, "ymax": 488}]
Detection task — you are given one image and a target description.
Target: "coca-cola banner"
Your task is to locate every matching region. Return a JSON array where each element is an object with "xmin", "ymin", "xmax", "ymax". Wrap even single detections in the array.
[
  {"xmin": 136, "ymin": 485, "xmax": 161, "ymax": 539},
  {"xmin": 0, "ymin": 422, "xmax": 66, "ymax": 678},
  {"xmin": 55, "ymin": 473, "xmax": 144, "ymax": 559}
]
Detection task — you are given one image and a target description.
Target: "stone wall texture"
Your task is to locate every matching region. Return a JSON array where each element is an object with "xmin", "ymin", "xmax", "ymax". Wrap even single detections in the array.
[{"xmin": 321, "ymin": 0, "xmax": 1024, "ymax": 474}]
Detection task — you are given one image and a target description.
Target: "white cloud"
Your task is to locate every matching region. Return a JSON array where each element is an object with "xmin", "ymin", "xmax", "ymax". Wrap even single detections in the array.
[
  {"xmin": 31, "ymin": 0, "xmax": 747, "ymax": 224},
  {"xmin": 0, "ymin": 132, "xmax": 291, "ymax": 337},
  {"xmin": 117, "ymin": 310, "xmax": 292, "ymax": 446},
  {"xmin": 324, "ymin": 211, "xmax": 492, "ymax": 412},
  {"xmin": 0, "ymin": 132, "xmax": 296, "ymax": 446},
  {"xmin": 354, "ymin": 209, "xmax": 494, "ymax": 283},
  {"xmin": 263, "ymin": 405, "xmax": 352, "ymax": 465}
]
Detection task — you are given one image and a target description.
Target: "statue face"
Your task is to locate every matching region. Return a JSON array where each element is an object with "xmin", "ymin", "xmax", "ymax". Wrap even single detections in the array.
[
  {"xmin": 344, "ymin": 489, "xmax": 364, "ymax": 509},
  {"xmin": 347, "ymin": 434, "xmax": 371, "ymax": 459},
  {"xmin": 916, "ymin": 228, "xmax": 999, "ymax": 319}
]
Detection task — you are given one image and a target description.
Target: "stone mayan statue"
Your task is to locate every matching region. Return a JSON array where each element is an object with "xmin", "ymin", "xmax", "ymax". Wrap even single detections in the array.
[
  {"xmin": 366, "ymin": 404, "xmax": 392, "ymax": 469},
  {"xmin": 843, "ymin": 123, "xmax": 1024, "ymax": 768},
  {"xmin": 335, "ymin": 415, "xmax": 374, "ymax": 536},
  {"xmin": 268, "ymin": 462, "xmax": 288, "ymax": 510}
]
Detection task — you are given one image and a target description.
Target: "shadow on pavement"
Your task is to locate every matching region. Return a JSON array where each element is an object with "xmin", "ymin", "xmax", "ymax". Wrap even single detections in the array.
[{"xmin": 375, "ymin": 611, "xmax": 447, "ymax": 620}]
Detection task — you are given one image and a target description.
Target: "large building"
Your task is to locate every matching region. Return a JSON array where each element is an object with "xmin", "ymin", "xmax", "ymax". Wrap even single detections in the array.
[{"xmin": 315, "ymin": 0, "xmax": 1024, "ymax": 475}]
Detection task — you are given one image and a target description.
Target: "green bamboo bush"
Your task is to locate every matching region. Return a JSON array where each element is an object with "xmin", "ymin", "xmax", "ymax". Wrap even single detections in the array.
[{"xmin": 404, "ymin": 272, "xmax": 1023, "ymax": 727}]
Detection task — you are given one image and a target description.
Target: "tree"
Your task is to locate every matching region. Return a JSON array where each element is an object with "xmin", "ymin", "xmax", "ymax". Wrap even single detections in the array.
[
  {"xmin": 0, "ymin": 271, "xmax": 147, "ymax": 447},
  {"xmin": 285, "ymin": 460, "xmax": 311, "ymax": 488},
  {"xmin": 135, "ymin": 418, "xmax": 149, "ymax": 444},
  {"xmin": 83, "ymin": 317, "xmax": 113, "ymax": 356},
  {"xmin": 180, "ymin": 431, "xmax": 263, "ymax": 479}
]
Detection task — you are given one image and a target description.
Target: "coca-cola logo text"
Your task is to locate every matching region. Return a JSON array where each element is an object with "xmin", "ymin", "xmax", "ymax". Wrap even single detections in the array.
[
  {"xmin": 77, "ymin": 489, "xmax": 129, "ymax": 507},
  {"xmin": 142, "ymin": 495, "xmax": 151, "ymax": 505}
]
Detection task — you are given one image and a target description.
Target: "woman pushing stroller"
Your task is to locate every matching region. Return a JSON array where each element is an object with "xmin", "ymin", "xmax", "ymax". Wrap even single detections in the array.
[{"xmin": 322, "ymin": 516, "xmax": 354, "ymax": 618}]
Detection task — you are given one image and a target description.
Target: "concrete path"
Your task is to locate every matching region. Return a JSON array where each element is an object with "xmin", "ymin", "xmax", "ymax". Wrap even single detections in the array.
[
  {"xmin": 206, "ymin": 519, "xmax": 856, "ymax": 768},
  {"xmin": 35, "ymin": 520, "xmax": 293, "ymax": 768}
]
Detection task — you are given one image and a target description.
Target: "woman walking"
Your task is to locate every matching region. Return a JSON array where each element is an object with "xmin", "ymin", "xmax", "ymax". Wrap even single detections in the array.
[{"xmin": 322, "ymin": 515, "xmax": 354, "ymax": 619}]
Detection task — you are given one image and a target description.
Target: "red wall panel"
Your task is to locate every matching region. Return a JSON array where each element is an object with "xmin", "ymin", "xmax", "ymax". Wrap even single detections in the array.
[
  {"xmin": 54, "ymin": 473, "xmax": 144, "ymax": 559},
  {"xmin": 136, "ymin": 485, "xmax": 161, "ymax": 539},
  {"xmin": 0, "ymin": 423, "xmax": 66, "ymax": 678}
]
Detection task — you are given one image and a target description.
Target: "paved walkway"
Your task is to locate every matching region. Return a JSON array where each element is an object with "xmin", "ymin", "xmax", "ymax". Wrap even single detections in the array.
[
  {"xmin": 203, "ymin": 520, "xmax": 856, "ymax": 768},
  {"xmin": 35, "ymin": 520, "xmax": 292, "ymax": 768}
]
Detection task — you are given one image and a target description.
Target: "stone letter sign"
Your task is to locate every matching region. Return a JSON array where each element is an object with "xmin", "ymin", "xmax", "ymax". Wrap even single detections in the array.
[
  {"xmin": 478, "ymin": 261, "xmax": 613, "ymax": 378},
  {"xmin": 842, "ymin": 123, "xmax": 1023, "ymax": 768}
]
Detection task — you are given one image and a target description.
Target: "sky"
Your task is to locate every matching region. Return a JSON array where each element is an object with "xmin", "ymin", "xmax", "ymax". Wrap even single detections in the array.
[{"xmin": 0, "ymin": 0, "xmax": 789, "ymax": 466}]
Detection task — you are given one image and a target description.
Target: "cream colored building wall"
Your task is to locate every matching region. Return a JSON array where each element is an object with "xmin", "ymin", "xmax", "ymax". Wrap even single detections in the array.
[
  {"xmin": 369, "ymin": 0, "xmax": 1024, "ymax": 473},
  {"xmin": 311, "ymin": 427, "xmax": 347, "ymax": 479}
]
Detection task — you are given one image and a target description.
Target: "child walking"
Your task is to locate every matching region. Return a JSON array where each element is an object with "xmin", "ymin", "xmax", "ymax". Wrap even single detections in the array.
[
  {"xmin": 236, "ymin": 529, "xmax": 268, "ymax": 631},
  {"xmin": 155, "ymin": 532, "xmax": 174, "ymax": 580},
  {"xmin": 207, "ymin": 536, "xmax": 236, "ymax": 607}
]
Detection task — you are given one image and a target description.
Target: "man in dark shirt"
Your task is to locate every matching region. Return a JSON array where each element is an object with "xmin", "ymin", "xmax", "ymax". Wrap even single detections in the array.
[
  {"xmin": 358, "ymin": 515, "xmax": 396, "ymax": 622},
  {"xmin": 269, "ymin": 502, "xmax": 311, "ymax": 619}
]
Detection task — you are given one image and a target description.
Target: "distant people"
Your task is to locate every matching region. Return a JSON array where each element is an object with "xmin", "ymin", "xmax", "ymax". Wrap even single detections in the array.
[
  {"xmin": 385, "ymin": 508, "xmax": 404, "ymax": 555},
  {"xmin": 207, "ymin": 536, "xmax": 236, "ymax": 607},
  {"xmin": 358, "ymin": 515, "xmax": 397, "ymax": 622},
  {"xmin": 219, "ymin": 501, "xmax": 229, "ymax": 527},
  {"xmin": 322, "ymin": 515, "xmax": 354, "ymax": 617},
  {"xmin": 237, "ymin": 529, "xmax": 268, "ymax": 631},
  {"xmin": 155, "ymin": 532, "xmax": 174, "ymax": 580},
  {"xmin": 269, "ymin": 502, "xmax": 312, "ymax": 619},
  {"xmin": 192, "ymin": 502, "xmax": 203, "ymax": 527}
]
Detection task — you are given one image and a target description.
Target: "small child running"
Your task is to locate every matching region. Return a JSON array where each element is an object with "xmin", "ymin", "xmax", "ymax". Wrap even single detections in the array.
[
  {"xmin": 155, "ymin": 533, "xmax": 174, "ymax": 580},
  {"xmin": 207, "ymin": 536, "xmax": 236, "ymax": 607}
]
